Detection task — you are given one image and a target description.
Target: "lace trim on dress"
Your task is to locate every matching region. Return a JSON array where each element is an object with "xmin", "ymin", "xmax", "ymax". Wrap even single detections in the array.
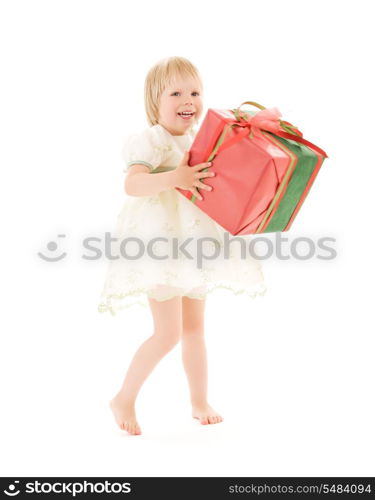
[{"xmin": 98, "ymin": 281, "xmax": 267, "ymax": 316}]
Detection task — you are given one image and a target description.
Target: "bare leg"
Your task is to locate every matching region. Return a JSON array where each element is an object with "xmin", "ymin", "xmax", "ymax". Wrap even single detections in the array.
[
  {"xmin": 110, "ymin": 295, "xmax": 183, "ymax": 435},
  {"xmin": 181, "ymin": 296, "xmax": 223, "ymax": 425}
]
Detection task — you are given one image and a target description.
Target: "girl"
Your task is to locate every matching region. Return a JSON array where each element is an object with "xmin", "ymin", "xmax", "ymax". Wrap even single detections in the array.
[{"xmin": 98, "ymin": 56, "xmax": 267, "ymax": 435}]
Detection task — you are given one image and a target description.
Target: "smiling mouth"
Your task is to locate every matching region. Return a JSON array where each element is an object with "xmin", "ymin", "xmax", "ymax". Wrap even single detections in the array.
[{"xmin": 178, "ymin": 112, "xmax": 195, "ymax": 120}]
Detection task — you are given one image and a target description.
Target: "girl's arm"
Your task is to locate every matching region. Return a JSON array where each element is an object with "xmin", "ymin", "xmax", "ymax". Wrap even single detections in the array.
[
  {"xmin": 125, "ymin": 165, "xmax": 177, "ymax": 197},
  {"xmin": 125, "ymin": 152, "xmax": 213, "ymax": 198}
]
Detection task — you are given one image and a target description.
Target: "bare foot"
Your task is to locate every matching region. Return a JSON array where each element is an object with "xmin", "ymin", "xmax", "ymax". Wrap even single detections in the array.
[
  {"xmin": 192, "ymin": 403, "xmax": 224, "ymax": 425},
  {"xmin": 110, "ymin": 394, "xmax": 142, "ymax": 435}
]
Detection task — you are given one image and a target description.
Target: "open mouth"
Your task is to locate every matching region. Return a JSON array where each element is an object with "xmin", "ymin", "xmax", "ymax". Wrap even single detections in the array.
[{"xmin": 178, "ymin": 112, "xmax": 195, "ymax": 120}]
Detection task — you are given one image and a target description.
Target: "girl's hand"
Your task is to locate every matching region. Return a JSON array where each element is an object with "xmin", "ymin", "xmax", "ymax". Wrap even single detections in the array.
[{"xmin": 173, "ymin": 151, "xmax": 216, "ymax": 201}]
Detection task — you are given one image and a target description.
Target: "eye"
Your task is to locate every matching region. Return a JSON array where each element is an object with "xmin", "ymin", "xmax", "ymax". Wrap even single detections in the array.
[{"xmin": 171, "ymin": 91, "xmax": 200, "ymax": 96}]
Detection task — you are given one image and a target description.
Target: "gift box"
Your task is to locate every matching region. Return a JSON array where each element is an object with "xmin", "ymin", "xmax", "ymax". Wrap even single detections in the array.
[{"xmin": 176, "ymin": 101, "xmax": 328, "ymax": 234}]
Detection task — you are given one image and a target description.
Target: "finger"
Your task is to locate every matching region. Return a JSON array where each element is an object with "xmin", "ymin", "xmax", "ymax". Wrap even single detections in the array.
[
  {"xmin": 199, "ymin": 171, "xmax": 215, "ymax": 178},
  {"xmin": 196, "ymin": 181, "xmax": 212, "ymax": 191},
  {"xmin": 194, "ymin": 161, "xmax": 212, "ymax": 170},
  {"xmin": 190, "ymin": 188, "xmax": 203, "ymax": 201}
]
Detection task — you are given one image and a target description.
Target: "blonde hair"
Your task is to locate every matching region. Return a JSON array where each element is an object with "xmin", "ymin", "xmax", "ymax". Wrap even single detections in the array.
[{"xmin": 144, "ymin": 56, "xmax": 203, "ymax": 127}]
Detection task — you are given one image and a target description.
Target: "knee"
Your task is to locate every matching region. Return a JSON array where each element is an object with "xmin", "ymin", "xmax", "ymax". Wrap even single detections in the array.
[
  {"xmin": 182, "ymin": 321, "xmax": 205, "ymax": 338},
  {"xmin": 154, "ymin": 328, "xmax": 182, "ymax": 350}
]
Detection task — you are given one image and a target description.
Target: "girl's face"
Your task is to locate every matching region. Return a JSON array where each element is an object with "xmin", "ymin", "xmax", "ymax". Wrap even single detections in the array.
[{"xmin": 157, "ymin": 75, "xmax": 203, "ymax": 136}]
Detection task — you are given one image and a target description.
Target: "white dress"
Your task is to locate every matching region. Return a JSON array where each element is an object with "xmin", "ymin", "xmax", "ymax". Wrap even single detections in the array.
[{"xmin": 98, "ymin": 123, "xmax": 267, "ymax": 315}]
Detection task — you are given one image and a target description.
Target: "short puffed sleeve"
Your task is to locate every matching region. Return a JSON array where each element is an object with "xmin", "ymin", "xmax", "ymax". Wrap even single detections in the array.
[{"xmin": 122, "ymin": 128, "xmax": 169, "ymax": 173}]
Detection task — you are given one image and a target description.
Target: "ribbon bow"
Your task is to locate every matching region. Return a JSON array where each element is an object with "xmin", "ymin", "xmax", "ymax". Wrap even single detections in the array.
[
  {"xmin": 213, "ymin": 106, "xmax": 289, "ymax": 156},
  {"xmin": 206, "ymin": 103, "xmax": 327, "ymax": 162},
  {"xmin": 212, "ymin": 104, "xmax": 324, "ymax": 159},
  {"xmin": 237, "ymin": 106, "xmax": 285, "ymax": 137}
]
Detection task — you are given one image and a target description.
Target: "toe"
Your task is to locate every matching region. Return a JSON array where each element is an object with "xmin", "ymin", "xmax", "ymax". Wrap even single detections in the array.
[
  {"xmin": 132, "ymin": 423, "xmax": 140, "ymax": 435},
  {"xmin": 201, "ymin": 417, "xmax": 209, "ymax": 425}
]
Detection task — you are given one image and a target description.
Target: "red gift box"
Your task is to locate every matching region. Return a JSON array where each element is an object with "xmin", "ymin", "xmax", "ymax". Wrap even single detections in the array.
[{"xmin": 176, "ymin": 102, "xmax": 328, "ymax": 234}]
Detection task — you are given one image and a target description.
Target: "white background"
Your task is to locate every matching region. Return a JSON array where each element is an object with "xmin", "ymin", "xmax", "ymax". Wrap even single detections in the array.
[{"xmin": 1, "ymin": 0, "xmax": 374, "ymax": 477}]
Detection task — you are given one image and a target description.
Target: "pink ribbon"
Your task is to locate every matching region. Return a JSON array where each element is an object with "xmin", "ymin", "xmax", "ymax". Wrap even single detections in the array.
[
  {"xmin": 237, "ymin": 107, "xmax": 285, "ymax": 136},
  {"xmin": 214, "ymin": 105, "xmax": 328, "ymax": 159},
  {"xmin": 216, "ymin": 107, "xmax": 285, "ymax": 155}
]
